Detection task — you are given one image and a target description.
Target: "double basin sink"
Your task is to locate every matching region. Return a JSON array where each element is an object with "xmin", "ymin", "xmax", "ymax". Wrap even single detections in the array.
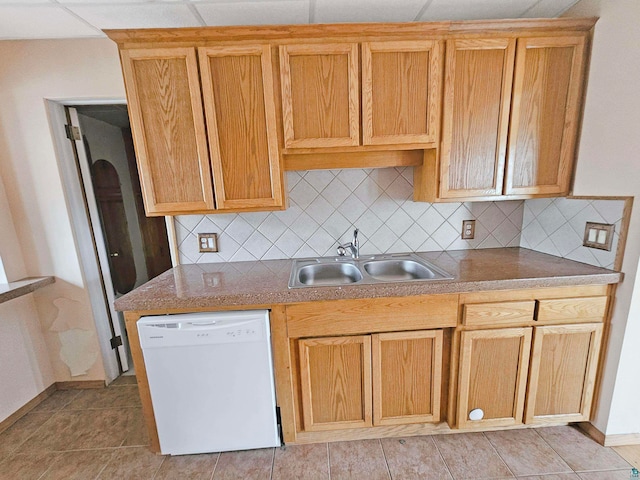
[{"xmin": 288, "ymin": 253, "xmax": 454, "ymax": 288}]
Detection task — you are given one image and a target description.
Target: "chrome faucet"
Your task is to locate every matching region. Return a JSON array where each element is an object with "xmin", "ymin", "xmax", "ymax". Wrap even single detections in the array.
[{"xmin": 337, "ymin": 228, "xmax": 360, "ymax": 259}]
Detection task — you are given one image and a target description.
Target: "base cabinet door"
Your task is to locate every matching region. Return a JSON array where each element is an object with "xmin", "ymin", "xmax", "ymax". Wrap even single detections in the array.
[
  {"xmin": 457, "ymin": 327, "xmax": 532, "ymax": 429},
  {"xmin": 298, "ymin": 336, "xmax": 372, "ymax": 431},
  {"xmin": 525, "ymin": 323, "xmax": 603, "ymax": 424},
  {"xmin": 372, "ymin": 330, "xmax": 443, "ymax": 425}
]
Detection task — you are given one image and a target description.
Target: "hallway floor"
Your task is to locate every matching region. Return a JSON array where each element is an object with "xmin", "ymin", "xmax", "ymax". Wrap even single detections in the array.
[{"xmin": 0, "ymin": 377, "xmax": 637, "ymax": 479}]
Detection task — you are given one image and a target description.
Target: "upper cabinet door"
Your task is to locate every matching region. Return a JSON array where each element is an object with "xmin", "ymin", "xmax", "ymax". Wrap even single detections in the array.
[
  {"xmin": 120, "ymin": 48, "xmax": 215, "ymax": 215},
  {"xmin": 279, "ymin": 43, "xmax": 360, "ymax": 149},
  {"xmin": 505, "ymin": 35, "xmax": 587, "ymax": 196},
  {"xmin": 440, "ymin": 39, "xmax": 515, "ymax": 199},
  {"xmin": 199, "ymin": 45, "xmax": 284, "ymax": 210},
  {"xmin": 362, "ymin": 41, "xmax": 442, "ymax": 146}
]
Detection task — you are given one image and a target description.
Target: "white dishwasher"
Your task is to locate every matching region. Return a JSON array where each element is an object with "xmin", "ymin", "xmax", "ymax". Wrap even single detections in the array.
[{"xmin": 137, "ymin": 310, "xmax": 280, "ymax": 455}]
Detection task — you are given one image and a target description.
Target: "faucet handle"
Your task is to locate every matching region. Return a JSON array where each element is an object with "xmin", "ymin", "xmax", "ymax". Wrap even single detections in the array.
[{"xmin": 337, "ymin": 245, "xmax": 348, "ymax": 256}]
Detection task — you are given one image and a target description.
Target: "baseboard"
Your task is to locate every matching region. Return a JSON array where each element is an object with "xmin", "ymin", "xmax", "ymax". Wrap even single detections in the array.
[
  {"xmin": 0, "ymin": 384, "xmax": 57, "ymax": 434},
  {"xmin": 56, "ymin": 380, "xmax": 105, "ymax": 390},
  {"xmin": 577, "ymin": 422, "xmax": 640, "ymax": 446}
]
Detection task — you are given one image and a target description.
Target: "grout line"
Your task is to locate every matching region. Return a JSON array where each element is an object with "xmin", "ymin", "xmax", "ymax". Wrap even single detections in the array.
[
  {"xmin": 151, "ymin": 454, "xmax": 167, "ymax": 480},
  {"xmin": 327, "ymin": 442, "xmax": 331, "ymax": 480},
  {"xmin": 532, "ymin": 427, "xmax": 580, "ymax": 474},
  {"xmin": 269, "ymin": 446, "xmax": 276, "ymax": 480},
  {"xmin": 482, "ymin": 431, "xmax": 517, "ymax": 478},
  {"xmin": 430, "ymin": 435, "xmax": 455, "ymax": 480},
  {"xmin": 209, "ymin": 452, "xmax": 220, "ymax": 480},
  {"xmin": 94, "ymin": 447, "xmax": 119, "ymax": 479},
  {"xmin": 378, "ymin": 438, "xmax": 392, "ymax": 480},
  {"xmin": 34, "ymin": 452, "xmax": 62, "ymax": 480}
]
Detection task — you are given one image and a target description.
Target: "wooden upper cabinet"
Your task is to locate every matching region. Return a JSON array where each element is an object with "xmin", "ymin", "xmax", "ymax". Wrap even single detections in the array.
[
  {"xmin": 457, "ymin": 327, "xmax": 532, "ymax": 429},
  {"xmin": 372, "ymin": 330, "xmax": 443, "ymax": 426},
  {"xmin": 280, "ymin": 43, "xmax": 360, "ymax": 149},
  {"xmin": 506, "ymin": 35, "xmax": 587, "ymax": 196},
  {"xmin": 362, "ymin": 41, "xmax": 442, "ymax": 145},
  {"xmin": 298, "ymin": 335, "xmax": 372, "ymax": 431},
  {"xmin": 440, "ymin": 39, "xmax": 516, "ymax": 199},
  {"xmin": 198, "ymin": 45, "xmax": 283, "ymax": 210},
  {"xmin": 525, "ymin": 323, "xmax": 602, "ymax": 424},
  {"xmin": 121, "ymin": 48, "xmax": 215, "ymax": 215}
]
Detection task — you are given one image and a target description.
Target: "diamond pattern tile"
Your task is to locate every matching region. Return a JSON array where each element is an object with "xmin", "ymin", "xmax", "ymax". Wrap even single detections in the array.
[{"xmin": 174, "ymin": 168, "xmax": 623, "ymax": 269}]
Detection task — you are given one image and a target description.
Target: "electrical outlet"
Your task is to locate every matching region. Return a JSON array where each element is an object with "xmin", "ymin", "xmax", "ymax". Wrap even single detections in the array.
[
  {"xmin": 198, "ymin": 233, "xmax": 219, "ymax": 253},
  {"xmin": 583, "ymin": 222, "xmax": 614, "ymax": 251},
  {"xmin": 461, "ymin": 220, "xmax": 475, "ymax": 240}
]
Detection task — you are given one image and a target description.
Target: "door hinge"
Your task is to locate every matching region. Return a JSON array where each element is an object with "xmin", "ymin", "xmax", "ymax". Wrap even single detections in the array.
[
  {"xmin": 65, "ymin": 124, "xmax": 81, "ymax": 141},
  {"xmin": 110, "ymin": 335, "xmax": 123, "ymax": 349}
]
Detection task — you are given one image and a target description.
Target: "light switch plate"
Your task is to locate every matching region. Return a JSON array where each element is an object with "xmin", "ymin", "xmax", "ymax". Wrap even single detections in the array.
[
  {"xmin": 198, "ymin": 233, "xmax": 219, "ymax": 253},
  {"xmin": 583, "ymin": 222, "xmax": 614, "ymax": 251}
]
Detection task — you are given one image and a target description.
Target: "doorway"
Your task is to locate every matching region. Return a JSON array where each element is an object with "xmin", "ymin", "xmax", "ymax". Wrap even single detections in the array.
[{"xmin": 67, "ymin": 104, "xmax": 172, "ymax": 376}]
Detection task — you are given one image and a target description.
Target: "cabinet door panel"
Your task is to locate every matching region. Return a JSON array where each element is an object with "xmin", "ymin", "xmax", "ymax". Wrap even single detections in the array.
[
  {"xmin": 362, "ymin": 41, "xmax": 442, "ymax": 145},
  {"xmin": 457, "ymin": 327, "xmax": 532, "ymax": 429},
  {"xmin": 298, "ymin": 336, "xmax": 372, "ymax": 431},
  {"xmin": 526, "ymin": 324, "xmax": 602, "ymax": 424},
  {"xmin": 506, "ymin": 35, "xmax": 586, "ymax": 196},
  {"xmin": 440, "ymin": 39, "xmax": 515, "ymax": 199},
  {"xmin": 280, "ymin": 44, "xmax": 359, "ymax": 148},
  {"xmin": 199, "ymin": 45, "xmax": 283, "ymax": 210},
  {"xmin": 121, "ymin": 48, "xmax": 214, "ymax": 215},
  {"xmin": 372, "ymin": 330, "xmax": 442, "ymax": 425}
]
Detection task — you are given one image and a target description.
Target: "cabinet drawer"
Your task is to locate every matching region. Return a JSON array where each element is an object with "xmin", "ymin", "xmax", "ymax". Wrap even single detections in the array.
[
  {"xmin": 536, "ymin": 296, "xmax": 608, "ymax": 323},
  {"xmin": 286, "ymin": 294, "xmax": 458, "ymax": 338},
  {"xmin": 463, "ymin": 301, "xmax": 536, "ymax": 326}
]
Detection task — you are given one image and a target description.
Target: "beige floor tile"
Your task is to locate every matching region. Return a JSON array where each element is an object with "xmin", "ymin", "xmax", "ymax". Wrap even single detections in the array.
[
  {"xmin": 0, "ymin": 452, "xmax": 60, "ymax": 480},
  {"xmin": 578, "ymin": 470, "xmax": 636, "ymax": 479},
  {"xmin": 329, "ymin": 439, "xmax": 390, "ymax": 480},
  {"xmin": 213, "ymin": 448, "xmax": 274, "ymax": 480},
  {"xmin": 518, "ymin": 474, "xmax": 580, "ymax": 480},
  {"xmin": 154, "ymin": 452, "xmax": 219, "ymax": 480},
  {"xmin": 97, "ymin": 446, "xmax": 164, "ymax": 479},
  {"xmin": 272, "ymin": 443, "xmax": 329, "ymax": 480},
  {"xmin": 40, "ymin": 449, "xmax": 116, "ymax": 479},
  {"xmin": 381, "ymin": 436, "xmax": 452, "ymax": 480},
  {"xmin": 485, "ymin": 429, "xmax": 572, "ymax": 476},
  {"xmin": 111, "ymin": 375, "xmax": 138, "ymax": 386},
  {"xmin": 613, "ymin": 444, "xmax": 640, "ymax": 468},
  {"xmin": 433, "ymin": 432, "xmax": 514, "ymax": 479},
  {"xmin": 18, "ymin": 409, "xmax": 132, "ymax": 453},
  {"xmin": 537, "ymin": 426, "xmax": 631, "ymax": 472},
  {"xmin": 30, "ymin": 390, "xmax": 81, "ymax": 413},
  {"xmin": 0, "ymin": 412, "xmax": 53, "ymax": 461},
  {"xmin": 65, "ymin": 385, "xmax": 141, "ymax": 410},
  {"xmin": 121, "ymin": 408, "xmax": 150, "ymax": 447}
]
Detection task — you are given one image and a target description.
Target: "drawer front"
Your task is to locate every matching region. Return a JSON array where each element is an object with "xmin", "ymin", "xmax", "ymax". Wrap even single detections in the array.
[
  {"xmin": 536, "ymin": 296, "xmax": 608, "ymax": 323},
  {"xmin": 286, "ymin": 294, "xmax": 458, "ymax": 338},
  {"xmin": 463, "ymin": 301, "xmax": 536, "ymax": 326}
]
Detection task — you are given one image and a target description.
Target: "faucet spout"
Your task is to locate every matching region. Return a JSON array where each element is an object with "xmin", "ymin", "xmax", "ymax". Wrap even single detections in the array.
[{"xmin": 337, "ymin": 228, "xmax": 360, "ymax": 259}]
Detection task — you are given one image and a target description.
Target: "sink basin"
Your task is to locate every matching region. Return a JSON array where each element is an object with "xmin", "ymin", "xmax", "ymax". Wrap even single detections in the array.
[
  {"xmin": 296, "ymin": 262, "xmax": 363, "ymax": 286},
  {"xmin": 289, "ymin": 254, "xmax": 453, "ymax": 288},
  {"xmin": 363, "ymin": 259, "xmax": 440, "ymax": 281}
]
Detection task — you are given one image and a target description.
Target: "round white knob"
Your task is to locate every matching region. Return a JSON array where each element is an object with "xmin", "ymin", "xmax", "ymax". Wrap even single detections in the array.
[{"xmin": 469, "ymin": 408, "xmax": 484, "ymax": 421}]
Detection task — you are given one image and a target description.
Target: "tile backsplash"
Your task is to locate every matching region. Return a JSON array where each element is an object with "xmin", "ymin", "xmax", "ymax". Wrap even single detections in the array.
[
  {"xmin": 175, "ymin": 168, "xmax": 625, "ymax": 271},
  {"xmin": 175, "ymin": 167, "xmax": 523, "ymax": 264}
]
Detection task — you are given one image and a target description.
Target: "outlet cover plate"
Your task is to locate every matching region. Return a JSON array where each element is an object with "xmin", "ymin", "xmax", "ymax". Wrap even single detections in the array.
[
  {"xmin": 583, "ymin": 222, "xmax": 614, "ymax": 251},
  {"xmin": 198, "ymin": 233, "xmax": 219, "ymax": 253},
  {"xmin": 462, "ymin": 220, "xmax": 475, "ymax": 240}
]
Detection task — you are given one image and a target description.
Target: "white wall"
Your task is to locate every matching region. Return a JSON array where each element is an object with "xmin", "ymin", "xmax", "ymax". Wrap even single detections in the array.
[
  {"xmin": 0, "ymin": 38, "xmax": 126, "ymax": 385},
  {"xmin": 564, "ymin": 0, "xmax": 640, "ymax": 436}
]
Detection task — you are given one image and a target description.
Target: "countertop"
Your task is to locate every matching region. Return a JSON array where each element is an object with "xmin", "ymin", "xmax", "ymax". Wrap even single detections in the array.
[
  {"xmin": 0, "ymin": 276, "xmax": 55, "ymax": 305},
  {"xmin": 114, "ymin": 248, "xmax": 621, "ymax": 312}
]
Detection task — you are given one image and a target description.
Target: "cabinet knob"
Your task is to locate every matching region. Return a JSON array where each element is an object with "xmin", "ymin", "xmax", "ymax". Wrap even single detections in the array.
[{"xmin": 469, "ymin": 408, "xmax": 484, "ymax": 421}]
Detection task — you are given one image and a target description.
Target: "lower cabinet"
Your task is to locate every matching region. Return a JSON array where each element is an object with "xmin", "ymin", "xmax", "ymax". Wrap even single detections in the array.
[
  {"xmin": 525, "ymin": 323, "xmax": 603, "ymax": 424},
  {"xmin": 297, "ymin": 330, "xmax": 444, "ymax": 432},
  {"xmin": 457, "ymin": 327, "xmax": 533, "ymax": 429}
]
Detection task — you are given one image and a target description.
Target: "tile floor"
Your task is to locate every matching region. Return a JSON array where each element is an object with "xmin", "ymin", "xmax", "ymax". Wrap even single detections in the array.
[{"xmin": 0, "ymin": 377, "xmax": 637, "ymax": 479}]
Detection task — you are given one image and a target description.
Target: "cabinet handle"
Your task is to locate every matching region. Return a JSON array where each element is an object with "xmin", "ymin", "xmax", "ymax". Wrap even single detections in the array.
[{"xmin": 533, "ymin": 299, "xmax": 540, "ymax": 321}]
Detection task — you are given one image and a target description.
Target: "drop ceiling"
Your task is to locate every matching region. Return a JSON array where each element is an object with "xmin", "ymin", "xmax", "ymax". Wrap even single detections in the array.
[{"xmin": 0, "ymin": 0, "xmax": 580, "ymax": 40}]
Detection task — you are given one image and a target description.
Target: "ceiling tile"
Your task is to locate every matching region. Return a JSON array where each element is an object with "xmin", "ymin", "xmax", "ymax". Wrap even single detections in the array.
[
  {"xmin": 314, "ymin": 0, "xmax": 425, "ymax": 23},
  {"xmin": 0, "ymin": 5, "xmax": 101, "ymax": 39},
  {"xmin": 420, "ymin": 0, "xmax": 534, "ymax": 21},
  {"xmin": 521, "ymin": 0, "xmax": 580, "ymax": 18},
  {"xmin": 65, "ymin": 3, "xmax": 201, "ymax": 29},
  {"xmin": 195, "ymin": 1, "xmax": 309, "ymax": 26}
]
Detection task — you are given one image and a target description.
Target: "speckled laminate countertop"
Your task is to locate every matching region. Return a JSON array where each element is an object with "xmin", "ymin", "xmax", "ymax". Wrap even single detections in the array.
[
  {"xmin": 114, "ymin": 248, "xmax": 621, "ymax": 313},
  {"xmin": 0, "ymin": 276, "xmax": 55, "ymax": 305}
]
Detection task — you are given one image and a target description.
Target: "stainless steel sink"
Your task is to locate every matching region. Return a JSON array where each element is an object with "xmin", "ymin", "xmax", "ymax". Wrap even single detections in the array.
[
  {"xmin": 296, "ymin": 262, "xmax": 363, "ymax": 286},
  {"xmin": 288, "ymin": 254, "xmax": 453, "ymax": 288}
]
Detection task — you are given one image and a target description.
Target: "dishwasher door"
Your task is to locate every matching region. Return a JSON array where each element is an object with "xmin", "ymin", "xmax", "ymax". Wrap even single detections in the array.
[{"xmin": 138, "ymin": 310, "xmax": 280, "ymax": 455}]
